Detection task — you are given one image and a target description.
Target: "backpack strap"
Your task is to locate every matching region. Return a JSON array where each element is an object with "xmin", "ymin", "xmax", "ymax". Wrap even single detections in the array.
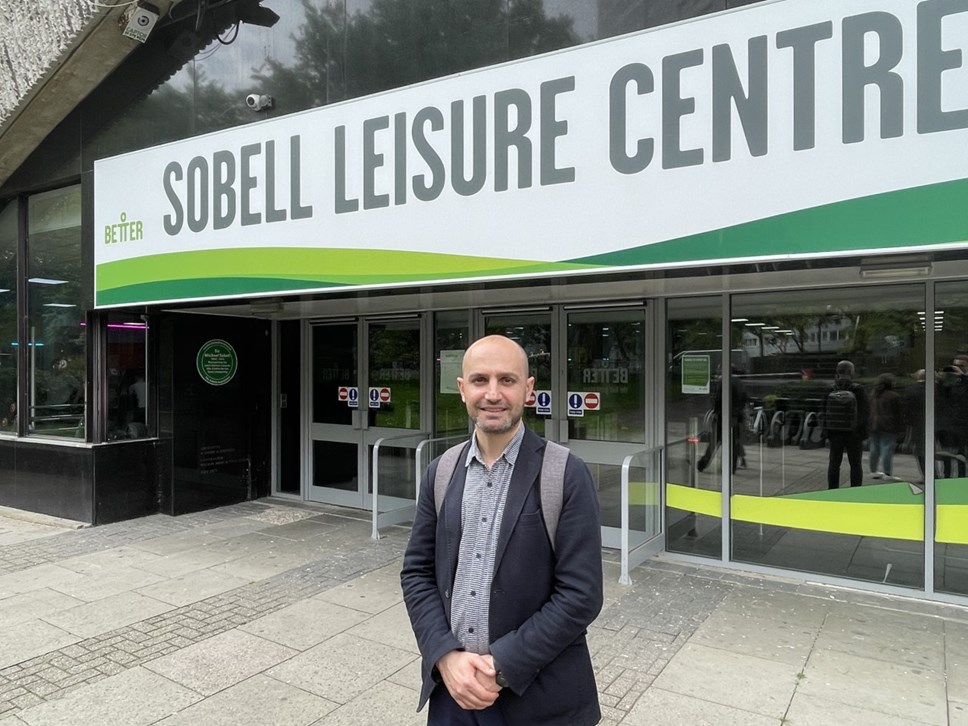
[
  {"xmin": 433, "ymin": 438, "xmax": 568, "ymax": 554},
  {"xmin": 540, "ymin": 441, "xmax": 569, "ymax": 554},
  {"xmin": 434, "ymin": 442, "xmax": 467, "ymax": 516}
]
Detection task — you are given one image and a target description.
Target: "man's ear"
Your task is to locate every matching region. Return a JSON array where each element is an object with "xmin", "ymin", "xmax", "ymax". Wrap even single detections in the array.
[
  {"xmin": 527, "ymin": 376, "xmax": 535, "ymax": 393},
  {"xmin": 457, "ymin": 377, "xmax": 466, "ymax": 402}
]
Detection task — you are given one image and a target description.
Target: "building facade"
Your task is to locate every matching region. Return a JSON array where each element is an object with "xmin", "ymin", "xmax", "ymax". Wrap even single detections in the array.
[{"xmin": 0, "ymin": 0, "xmax": 967, "ymax": 603}]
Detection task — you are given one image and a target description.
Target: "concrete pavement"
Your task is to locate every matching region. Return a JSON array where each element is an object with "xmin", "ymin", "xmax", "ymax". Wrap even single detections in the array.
[{"xmin": 0, "ymin": 498, "xmax": 964, "ymax": 725}]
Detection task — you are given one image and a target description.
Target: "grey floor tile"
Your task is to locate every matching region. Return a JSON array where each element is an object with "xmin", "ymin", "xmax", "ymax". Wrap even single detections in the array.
[
  {"xmin": 130, "ymin": 530, "xmax": 227, "ymax": 556},
  {"xmin": 689, "ymin": 607, "xmax": 817, "ymax": 666},
  {"xmin": 239, "ymin": 599, "xmax": 370, "ymax": 651},
  {"xmin": 814, "ymin": 608, "xmax": 945, "ymax": 670},
  {"xmin": 798, "ymin": 647, "xmax": 946, "ymax": 724},
  {"xmin": 40, "ymin": 590, "xmax": 174, "ymax": 638},
  {"xmin": 620, "ymin": 686, "xmax": 779, "ymax": 725},
  {"xmin": 315, "ymin": 562, "xmax": 404, "ymax": 614},
  {"xmin": 310, "ymin": 680, "xmax": 424, "ymax": 726},
  {"xmin": 651, "ymin": 642, "xmax": 798, "ymax": 720},
  {"xmin": 266, "ymin": 632, "xmax": 417, "ymax": 704},
  {"xmin": 56, "ymin": 546, "xmax": 164, "ymax": 574},
  {"xmin": 46, "ymin": 565, "xmax": 165, "ymax": 603},
  {"xmin": 208, "ymin": 546, "xmax": 318, "ymax": 581},
  {"xmin": 135, "ymin": 568, "xmax": 251, "ymax": 606},
  {"xmin": 154, "ymin": 674, "xmax": 338, "ymax": 725},
  {"xmin": 386, "ymin": 657, "xmax": 423, "ymax": 692},
  {"xmin": 0, "ymin": 589, "xmax": 85, "ymax": 628},
  {"xmin": 346, "ymin": 601, "xmax": 419, "ymax": 654},
  {"xmin": 951, "ymin": 700, "xmax": 968, "ymax": 726},
  {"xmin": 0, "ymin": 565, "xmax": 87, "ymax": 599},
  {"xmin": 144, "ymin": 629, "xmax": 298, "ymax": 696},
  {"xmin": 715, "ymin": 586, "xmax": 832, "ymax": 628},
  {"xmin": 0, "ymin": 619, "xmax": 80, "ymax": 669},
  {"xmin": 16, "ymin": 666, "xmax": 201, "ymax": 726},
  {"xmin": 787, "ymin": 691, "xmax": 942, "ymax": 726}
]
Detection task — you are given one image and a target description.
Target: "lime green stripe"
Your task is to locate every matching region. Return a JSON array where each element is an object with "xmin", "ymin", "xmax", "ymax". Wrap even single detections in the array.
[
  {"xmin": 96, "ymin": 247, "xmax": 598, "ymax": 294},
  {"xmin": 665, "ymin": 483, "xmax": 968, "ymax": 544},
  {"xmin": 573, "ymin": 178, "xmax": 968, "ymax": 267}
]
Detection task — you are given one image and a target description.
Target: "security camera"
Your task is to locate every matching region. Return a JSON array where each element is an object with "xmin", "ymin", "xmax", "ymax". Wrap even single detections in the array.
[{"xmin": 245, "ymin": 94, "xmax": 274, "ymax": 112}]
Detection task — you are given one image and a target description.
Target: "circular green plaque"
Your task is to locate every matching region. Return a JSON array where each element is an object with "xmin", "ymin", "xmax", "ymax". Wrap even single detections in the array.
[{"xmin": 196, "ymin": 339, "xmax": 238, "ymax": 386}]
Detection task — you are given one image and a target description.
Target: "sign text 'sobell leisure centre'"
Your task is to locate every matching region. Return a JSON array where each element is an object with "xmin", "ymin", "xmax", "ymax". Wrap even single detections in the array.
[{"xmin": 94, "ymin": 0, "xmax": 968, "ymax": 308}]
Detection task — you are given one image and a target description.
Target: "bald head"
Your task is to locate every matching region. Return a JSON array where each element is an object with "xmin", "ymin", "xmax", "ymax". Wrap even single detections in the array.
[{"xmin": 462, "ymin": 335, "xmax": 529, "ymax": 379}]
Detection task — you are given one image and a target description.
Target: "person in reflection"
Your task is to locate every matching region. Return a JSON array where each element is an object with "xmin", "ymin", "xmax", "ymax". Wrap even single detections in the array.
[
  {"xmin": 823, "ymin": 360, "xmax": 869, "ymax": 489},
  {"xmin": 401, "ymin": 335, "xmax": 603, "ymax": 726},
  {"xmin": 936, "ymin": 361, "xmax": 968, "ymax": 479},
  {"xmin": 697, "ymin": 367, "xmax": 748, "ymax": 473},
  {"xmin": 904, "ymin": 370, "xmax": 927, "ymax": 479},
  {"xmin": 868, "ymin": 373, "xmax": 903, "ymax": 480}
]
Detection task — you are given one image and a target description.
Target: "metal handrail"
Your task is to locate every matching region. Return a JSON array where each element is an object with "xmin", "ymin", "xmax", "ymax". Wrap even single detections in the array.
[
  {"xmin": 371, "ymin": 431, "xmax": 429, "ymax": 540},
  {"xmin": 414, "ymin": 433, "xmax": 470, "ymax": 502},
  {"xmin": 620, "ymin": 443, "xmax": 665, "ymax": 585}
]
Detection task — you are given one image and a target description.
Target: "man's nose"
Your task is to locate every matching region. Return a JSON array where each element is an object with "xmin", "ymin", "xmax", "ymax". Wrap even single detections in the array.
[{"xmin": 484, "ymin": 378, "xmax": 501, "ymax": 398}]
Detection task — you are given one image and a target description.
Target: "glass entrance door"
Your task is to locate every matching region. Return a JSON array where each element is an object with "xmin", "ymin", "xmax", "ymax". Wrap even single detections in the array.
[
  {"xmin": 309, "ymin": 317, "xmax": 424, "ymax": 508},
  {"xmin": 562, "ymin": 309, "xmax": 652, "ymax": 548}
]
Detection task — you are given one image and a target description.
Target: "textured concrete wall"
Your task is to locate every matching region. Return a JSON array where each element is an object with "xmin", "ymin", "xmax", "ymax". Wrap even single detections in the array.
[{"xmin": 0, "ymin": 0, "xmax": 97, "ymax": 127}]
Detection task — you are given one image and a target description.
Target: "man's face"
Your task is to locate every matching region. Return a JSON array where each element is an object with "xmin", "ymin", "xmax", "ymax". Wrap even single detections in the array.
[
  {"xmin": 457, "ymin": 336, "xmax": 534, "ymax": 436},
  {"xmin": 954, "ymin": 357, "xmax": 968, "ymax": 375}
]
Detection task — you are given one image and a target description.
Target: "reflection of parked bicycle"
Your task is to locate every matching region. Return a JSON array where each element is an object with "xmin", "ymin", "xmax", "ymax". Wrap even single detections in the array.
[{"xmin": 747, "ymin": 406, "xmax": 768, "ymax": 442}]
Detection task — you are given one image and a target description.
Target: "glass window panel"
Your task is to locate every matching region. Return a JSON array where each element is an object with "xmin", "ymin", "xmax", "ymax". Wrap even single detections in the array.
[
  {"xmin": 0, "ymin": 200, "xmax": 17, "ymax": 434},
  {"xmin": 435, "ymin": 310, "xmax": 470, "ymax": 437},
  {"xmin": 666, "ymin": 296, "xmax": 723, "ymax": 558},
  {"xmin": 934, "ymin": 281, "xmax": 968, "ymax": 596},
  {"xmin": 368, "ymin": 319, "xmax": 420, "ymax": 429},
  {"xmin": 508, "ymin": 0, "xmax": 584, "ymax": 60},
  {"xmin": 313, "ymin": 323, "xmax": 356, "ymax": 425},
  {"xmin": 106, "ymin": 314, "xmax": 149, "ymax": 440},
  {"xmin": 485, "ymin": 314, "xmax": 552, "ymax": 435},
  {"xmin": 730, "ymin": 285, "xmax": 925, "ymax": 588},
  {"xmin": 566, "ymin": 310, "xmax": 644, "ymax": 443},
  {"xmin": 27, "ymin": 186, "xmax": 86, "ymax": 439}
]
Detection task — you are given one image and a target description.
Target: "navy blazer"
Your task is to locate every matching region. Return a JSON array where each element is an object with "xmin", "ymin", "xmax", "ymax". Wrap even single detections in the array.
[{"xmin": 401, "ymin": 427, "xmax": 603, "ymax": 726}]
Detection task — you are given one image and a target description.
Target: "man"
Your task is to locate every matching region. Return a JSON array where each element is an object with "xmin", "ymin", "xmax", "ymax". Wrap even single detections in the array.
[
  {"xmin": 823, "ymin": 359, "xmax": 869, "ymax": 488},
  {"xmin": 401, "ymin": 335, "xmax": 603, "ymax": 725}
]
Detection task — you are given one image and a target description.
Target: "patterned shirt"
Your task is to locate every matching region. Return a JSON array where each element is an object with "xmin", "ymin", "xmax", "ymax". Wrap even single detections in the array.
[{"xmin": 449, "ymin": 425, "xmax": 525, "ymax": 655}]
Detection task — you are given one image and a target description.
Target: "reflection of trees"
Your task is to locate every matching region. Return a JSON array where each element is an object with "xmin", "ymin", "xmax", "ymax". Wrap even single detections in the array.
[{"xmin": 254, "ymin": 0, "xmax": 579, "ymax": 112}]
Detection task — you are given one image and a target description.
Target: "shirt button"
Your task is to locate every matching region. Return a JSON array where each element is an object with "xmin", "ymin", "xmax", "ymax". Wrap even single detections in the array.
[
  {"xmin": 482, "ymin": 517, "xmax": 487, "ymax": 522},
  {"xmin": 476, "ymin": 553, "xmax": 482, "ymax": 559},
  {"xmin": 468, "ymin": 627, "xmax": 475, "ymax": 633},
  {"xmin": 470, "ymin": 591, "xmax": 476, "ymax": 597}
]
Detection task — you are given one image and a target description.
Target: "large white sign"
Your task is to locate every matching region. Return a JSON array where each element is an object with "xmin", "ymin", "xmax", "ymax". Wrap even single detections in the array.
[{"xmin": 94, "ymin": 0, "xmax": 968, "ymax": 306}]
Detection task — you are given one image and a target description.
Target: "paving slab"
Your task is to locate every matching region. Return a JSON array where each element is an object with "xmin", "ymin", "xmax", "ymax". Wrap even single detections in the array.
[
  {"xmin": 255, "ymin": 517, "xmax": 337, "ymax": 542},
  {"xmin": 153, "ymin": 674, "xmax": 338, "ymax": 725},
  {"xmin": 621, "ymin": 686, "xmax": 779, "ymax": 725},
  {"xmin": 266, "ymin": 632, "xmax": 417, "ymax": 704},
  {"xmin": 714, "ymin": 586, "xmax": 832, "ymax": 628},
  {"xmin": 0, "ymin": 589, "xmax": 85, "ymax": 628},
  {"xmin": 786, "ymin": 691, "xmax": 941, "ymax": 726},
  {"xmin": 651, "ymin": 641, "xmax": 798, "ymax": 720},
  {"xmin": 45, "ymin": 565, "xmax": 165, "ymax": 603},
  {"xmin": 0, "ymin": 619, "xmax": 79, "ymax": 669},
  {"xmin": 951, "ymin": 700, "xmax": 968, "ymax": 726},
  {"xmin": 143, "ymin": 629, "xmax": 298, "ymax": 696},
  {"xmin": 310, "ymin": 680, "xmax": 424, "ymax": 726},
  {"xmin": 688, "ymin": 606, "xmax": 818, "ymax": 666},
  {"xmin": 239, "ymin": 599, "xmax": 370, "ymax": 651},
  {"xmin": 55, "ymin": 546, "xmax": 164, "ymax": 574},
  {"xmin": 15, "ymin": 666, "xmax": 201, "ymax": 726},
  {"xmin": 130, "ymin": 530, "xmax": 228, "ymax": 556},
  {"xmin": 40, "ymin": 590, "xmax": 174, "ymax": 638},
  {"xmin": 135, "ymin": 568, "xmax": 251, "ymax": 607},
  {"xmin": 0, "ymin": 565, "xmax": 87, "ymax": 599},
  {"xmin": 314, "ymin": 562, "xmax": 405, "ymax": 614},
  {"xmin": 798, "ymin": 646, "xmax": 947, "ymax": 724},
  {"xmin": 208, "ymin": 545, "xmax": 320, "ymax": 581},
  {"xmin": 346, "ymin": 601, "xmax": 419, "ymax": 654},
  {"xmin": 814, "ymin": 607, "xmax": 945, "ymax": 670}
]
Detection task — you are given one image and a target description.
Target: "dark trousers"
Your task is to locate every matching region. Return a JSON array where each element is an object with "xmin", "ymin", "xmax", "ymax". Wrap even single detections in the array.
[
  {"xmin": 428, "ymin": 686, "xmax": 508, "ymax": 726},
  {"xmin": 827, "ymin": 433, "xmax": 864, "ymax": 488}
]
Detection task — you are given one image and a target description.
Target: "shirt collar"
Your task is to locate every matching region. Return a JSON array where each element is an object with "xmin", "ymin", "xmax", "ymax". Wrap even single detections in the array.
[{"xmin": 466, "ymin": 424, "xmax": 526, "ymax": 468}]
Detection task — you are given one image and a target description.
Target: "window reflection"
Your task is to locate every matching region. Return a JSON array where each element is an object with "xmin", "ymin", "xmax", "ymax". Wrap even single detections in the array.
[
  {"xmin": 934, "ymin": 282, "xmax": 968, "ymax": 596},
  {"xmin": 730, "ymin": 286, "xmax": 925, "ymax": 587},
  {"xmin": 27, "ymin": 187, "xmax": 86, "ymax": 439},
  {"xmin": 0, "ymin": 201, "xmax": 17, "ymax": 434},
  {"xmin": 106, "ymin": 314, "xmax": 149, "ymax": 440},
  {"xmin": 666, "ymin": 296, "xmax": 722, "ymax": 558}
]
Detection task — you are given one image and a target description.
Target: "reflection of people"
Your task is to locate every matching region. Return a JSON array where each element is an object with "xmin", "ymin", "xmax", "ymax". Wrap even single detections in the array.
[
  {"xmin": 904, "ymin": 370, "xmax": 927, "ymax": 477},
  {"xmin": 697, "ymin": 369, "xmax": 747, "ymax": 473},
  {"xmin": 868, "ymin": 373, "xmax": 903, "ymax": 479},
  {"xmin": 937, "ymin": 362, "xmax": 968, "ymax": 479},
  {"xmin": 401, "ymin": 335, "xmax": 603, "ymax": 726},
  {"xmin": 0, "ymin": 402, "xmax": 15, "ymax": 431},
  {"xmin": 823, "ymin": 360, "xmax": 868, "ymax": 489},
  {"xmin": 128, "ymin": 371, "xmax": 146, "ymax": 423}
]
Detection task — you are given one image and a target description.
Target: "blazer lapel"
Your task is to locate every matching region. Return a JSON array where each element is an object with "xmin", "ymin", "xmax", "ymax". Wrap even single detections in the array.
[
  {"xmin": 493, "ymin": 429, "xmax": 544, "ymax": 573},
  {"xmin": 443, "ymin": 456, "xmax": 468, "ymax": 584}
]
